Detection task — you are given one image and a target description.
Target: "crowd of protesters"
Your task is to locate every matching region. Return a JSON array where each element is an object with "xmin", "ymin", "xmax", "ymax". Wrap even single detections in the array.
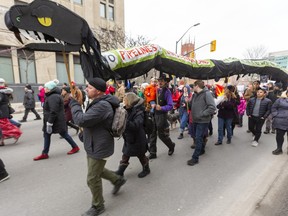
[{"xmin": 1, "ymin": 75, "xmax": 287, "ymax": 216}]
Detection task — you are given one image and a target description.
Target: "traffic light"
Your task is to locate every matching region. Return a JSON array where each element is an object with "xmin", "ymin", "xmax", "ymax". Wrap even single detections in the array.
[
  {"xmin": 189, "ymin": 51, "xmax": 195, "ymax": 58},
  {"xmin": 210, "ymin": 40, "xmax": 216, "ymax": 52}
]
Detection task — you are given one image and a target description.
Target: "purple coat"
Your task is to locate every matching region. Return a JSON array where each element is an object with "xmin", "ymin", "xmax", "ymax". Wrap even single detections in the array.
[{"xmin": 271, "ymin": 98, "xmax": 288, "ymax": 131}]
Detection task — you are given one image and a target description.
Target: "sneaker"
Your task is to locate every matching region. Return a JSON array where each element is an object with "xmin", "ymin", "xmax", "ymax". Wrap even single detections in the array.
[
  {"xmin": 177, "ymin": 133, "xmax": 183, "ymax": 139},
  {"xmin": 81, "ymin": 205, "xmax": 105, "ymax": 216},
  {"xmin": 67, "ymin": 146, "xmax": 80, "ymax": 155},
  {"xmin": 19, "ymin": 119, "xmax": 27, "ymax": 123},
  {"xmin": 226, "ymin": 139, "xmax": 231, "ymax": 144},
  {"xmin": 187, "ymin": 159, "xmax": 198, "ymax": 166},
  {"xmin": 214, "ymin": 142, "xmax": 222, "ymax": 145},
  {"xmin": 148, "ymin": 153, "xmax": 157, "ymax": 159},
  {"xmin": 271, "ymin": 130, "xmax": 276, "ymax": 134},
  {"xmin": 34, "ymin": 117, "xmax": 41, "ymax": 120},
  {"xmin": 33, "ymin": 154, "xmax": 49, "ymax": 161},
  {"xmin": 246, "ymin": 130, "xmax": 251, "ymax": 133},
  {"xmin": 264, "ymin": 130, "xmax": 269, "ymax": 134},
  {"xmin": 272, "ymin": 149, "xmax": 283, "ymax": 155},
  {"xmin": 168, "ymin": 143, "xmax": 175, "ymax": 156},
  {"xmin": 0, "ymin": 172, "xmax": 10, "ymax": 183},
  {"xmin": 251, "ymin": 141, "xmax": 258, "ymax": 147},
  {"xmin": 112, "ymin": 176, "xmax": 126, "ymax": 195}
]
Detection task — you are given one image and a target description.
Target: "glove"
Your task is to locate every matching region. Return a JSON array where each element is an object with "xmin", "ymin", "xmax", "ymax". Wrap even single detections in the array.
[{"xmin": 46, "ymin": 122, "xmax": 53, "ymax": 134}]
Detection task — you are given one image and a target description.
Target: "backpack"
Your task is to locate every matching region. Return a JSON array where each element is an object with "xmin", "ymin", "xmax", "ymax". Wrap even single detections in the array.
[
  {"xmin": 143, "ymin": 111, "xmax": 153, "ymax": 135},
  {"xmin": 110, "ymin": 105, "xmax": 128, "ymax": 138}
]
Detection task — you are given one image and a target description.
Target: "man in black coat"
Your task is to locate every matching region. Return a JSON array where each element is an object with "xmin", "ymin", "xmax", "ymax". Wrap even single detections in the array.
[
  {"xmin": 19, "ymin": 84, "xmax": 41, "ymax": 122},
  {"xmin": 70, "ymin": 77, "xmax": 126, "ymax": 216}
]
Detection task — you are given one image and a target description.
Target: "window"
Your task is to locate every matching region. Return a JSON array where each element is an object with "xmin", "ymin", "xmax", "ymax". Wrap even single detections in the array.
[
  {"xmin": 18, "ymin": 50, "xmax": 37, "ymax": 84},
  {"xmin": 56, "ymin": 54, "xmax": 69, "ymax": 84},
  {"xmin": 109, "ymin": 0, "xmax": 114, "ymax": 4},
  {"xmin": 73, "ymin": 0, "xmax": 82, "ymax": 5},
  {"xmin": 108, "ymin": 6, "xmax": 114, "ymax": 21},
  {"xmin": 0, "ymin": 47, "xmax": 14, "ymax": 83},
  {"xmin": 73, "ymin": 55, "xmax": 85, "ymax": 84},
  {"xmin": 100, "ymin": 3, "xmax": 106, "ymax": 18}
]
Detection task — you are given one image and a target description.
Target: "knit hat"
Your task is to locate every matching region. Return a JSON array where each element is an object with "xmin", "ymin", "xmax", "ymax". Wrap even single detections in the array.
[
  {"xmin": 62, "ymin": 86, "xmax": 71, "ymax": 93},
  {"xmin": 275, "ymin": 82, "xmax": 283, "ymax": 89},
  {"xmin": 25, "ymin": 84, "xmax": 32, "ymax": 89},
  {"xmin": 88, "ymin": 77, "xmax": 107, "ymax": 92},
  {"xmin": 44, "ymin": 79, "xmax": 59, "ymax": 90}
]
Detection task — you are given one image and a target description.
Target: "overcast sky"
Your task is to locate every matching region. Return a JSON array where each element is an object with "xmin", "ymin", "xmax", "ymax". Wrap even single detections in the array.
[{"xmin": 124, "ymin": 0, "xmax": 288, "ymax": 60}]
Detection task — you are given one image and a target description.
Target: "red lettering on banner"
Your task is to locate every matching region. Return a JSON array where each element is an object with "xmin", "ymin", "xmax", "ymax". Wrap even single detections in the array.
[{"xmin": 119, "ymin": 51, "xmax": 126, "ymax": 60}]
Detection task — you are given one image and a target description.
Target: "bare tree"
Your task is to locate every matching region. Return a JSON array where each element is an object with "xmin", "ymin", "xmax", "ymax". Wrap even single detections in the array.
[
  {"xmin": 125, "ymin": 34, "xmax": 151, "ymax": 48},
  {"xmin": 244, "ymin": 45, "xmax": 268, "ymax": 60},
  {"xmin": 92, "ymin": 25, "xmax": 151, "ymax": 51},
  {"xmin": 92, "ymin": 25, "xmax": 126, "ymax": 51}
]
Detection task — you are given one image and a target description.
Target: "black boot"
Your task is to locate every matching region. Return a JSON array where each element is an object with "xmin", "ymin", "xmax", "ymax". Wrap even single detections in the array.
[
  {"xmin": 138, "ymin": 163, "xmax": 150, "ymax": 178},
  {"xmin": 178, "ymin": 133, "xmax": 183, "ymax": 139},
  {"xmin": 115, "ymin": 163, "xmax": 128, "ymax": 176},
  {"xmin": 272, "ymin": 149, "xmax": 283, "ymax": 155}
]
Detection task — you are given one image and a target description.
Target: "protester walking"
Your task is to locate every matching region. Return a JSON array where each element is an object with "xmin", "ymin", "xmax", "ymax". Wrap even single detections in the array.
[
  {"xmin": 148, "ymin": 74, "xmax": 176, "ymax": 159},
  {"xmin": 271, "ymin": 90, "xmax": 288, "ymax": 155},
  {"xmin": 187, "ymin": 80, "xmax": 216, "ymax": 166},
  {"xmin": 246, "ymin": 88, "xmax": 272, "ymax": 147},
  {"xmin": 115, "ymin": 92, "xmax": 150, "ymax": 178},
  {"xmin": 70, "ymin": 77, "xmax": 126, "ymax": 216},
  {"xmin": 33, "ymin": 79, "xmax": 80, "ymax": 161},
  {"xmin": 0, "ymin": 78, "xmax": 22, "ymax": 146},
  {"xmin": 20, "ymin": 84, "xmax": 41, "ymax": 122}
]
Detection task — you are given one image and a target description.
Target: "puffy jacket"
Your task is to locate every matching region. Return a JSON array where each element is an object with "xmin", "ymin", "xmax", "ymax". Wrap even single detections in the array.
[
  {"xmin": 70, "ymin": 94, "xmax": 120, "ymax": 160},
  {"xmin": 144, "ymin": 84, "xmax": 157, "ymax": 103},
  {"xmin": 43, "ymin": 87, "xmax": 67, "ymax": 134},
  {"xmin": 246, "ymin": 97, "xmax": 272, "ymax": 119},
  {"xmin": 271, "ymin": 98, "xmax": 288, "ymax": 130}
]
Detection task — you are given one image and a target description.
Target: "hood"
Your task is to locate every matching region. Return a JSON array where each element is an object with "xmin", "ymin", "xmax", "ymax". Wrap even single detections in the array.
[
  {"xmin": 45, "ymin": 87, "xmax": 61, "ymax": 96},
  {"xmin": 102, "ymin": 94, "xmax": 120, "ymax": 108}
]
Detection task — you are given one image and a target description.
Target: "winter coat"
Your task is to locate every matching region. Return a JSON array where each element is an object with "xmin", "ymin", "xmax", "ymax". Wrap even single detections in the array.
[
  {"xmin": 271, "ymin": 98, "xmax": 288, "ymax": 131},
  {"xmin": 37, "ymin": 88, "xmax": 45, "ymax": 103},
  {"xmin": 122, "ymin": 98, "xmax": 148, "ymax": 156},
  {"xmin": 246, "ymin": 97, "xmax": 272, "ymax": 119},
  {"xmin": 42, "ymin": 87, "xmax": 67, "ymax": 134},
  {"xmin": 70, "ymin": 94, "xmax": 120, "ymax": 160},
  {"xmin": 144, "ymin": 84, "xmax": 157, "ymax": 103},
  {"xmin": 191, "ymin": 88, "xmax": 216, "ymax": 123},
  {"xmin": 237, "ymin": 97, "xmax": 246, "ymax": 115},
  {"xmin": 217, "ymin": 98, "xmax": 237, "ymax": 119},
  {"xmin": 0, "ymin": 92, "xmax": 10, "ymax": 119},
  {"xmin": 23, "ymin": 89, "xmax": 36, "ymax": 109}
]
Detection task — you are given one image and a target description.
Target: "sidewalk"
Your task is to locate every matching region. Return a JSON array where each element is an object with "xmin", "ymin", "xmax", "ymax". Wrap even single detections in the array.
[{"xmin": 11, "ymin": 102, "xmax": 43, "ymax": 114}]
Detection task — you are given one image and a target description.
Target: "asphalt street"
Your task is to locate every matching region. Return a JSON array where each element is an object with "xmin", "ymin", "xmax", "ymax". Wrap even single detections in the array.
[{"xmin": 0, "ymin": 113, "xmax": 288, "ymax": 216}]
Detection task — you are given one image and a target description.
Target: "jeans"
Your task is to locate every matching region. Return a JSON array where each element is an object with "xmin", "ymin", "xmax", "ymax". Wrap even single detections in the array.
[
  {"xmin": 218, "ymin": 117, "xmax": 233, "ymax": 142},
  {"xmin": 248, "ymin": 116, "xmax": 265, "ymax": 142},
  {"xmin": 43, "ymin": 131, "xmax": 78, "ymax": 154},
  {"xmin": 179, "ymin": 111, "xmax": 189, "ymax": 133},
  {"xmin": 192, "ymin": 122, "xmax": 209, "ymax": 162}
]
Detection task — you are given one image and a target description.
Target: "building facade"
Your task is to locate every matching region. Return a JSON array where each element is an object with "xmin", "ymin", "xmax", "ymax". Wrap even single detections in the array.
[
  {"xmin": 0, "ymin": 0, "xmax": 124, "ymax": 86},
  {"xmin": 268, "ymin": 50, "xmax": 288, "ymax": 70}
]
